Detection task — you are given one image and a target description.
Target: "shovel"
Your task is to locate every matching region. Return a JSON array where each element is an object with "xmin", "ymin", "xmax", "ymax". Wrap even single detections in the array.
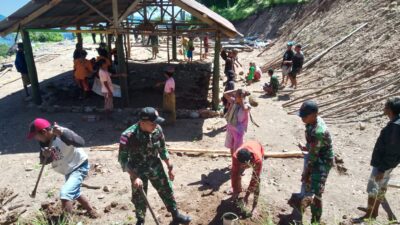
[
  {"xmin": 30, "ymin": 163, "xmax": 46, "ymax": 198},
  {"xmin": 140, "ymin": 188, "xmax": 160, "ymax": 225}
]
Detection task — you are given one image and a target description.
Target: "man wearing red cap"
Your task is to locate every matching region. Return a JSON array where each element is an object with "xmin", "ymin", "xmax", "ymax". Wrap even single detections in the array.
[
  {"xmin": 27, "ymin": 118, "xmax": 98, "ymax": 218},
  {"xmin": 231, "ymin": 140, "xmax": 264, "ymax": 218}
]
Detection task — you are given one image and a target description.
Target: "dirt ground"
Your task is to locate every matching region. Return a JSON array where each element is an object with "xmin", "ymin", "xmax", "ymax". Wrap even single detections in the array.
[{"xmin": 1, "ymin": 0, "xmax": 400, "ymax": 224}]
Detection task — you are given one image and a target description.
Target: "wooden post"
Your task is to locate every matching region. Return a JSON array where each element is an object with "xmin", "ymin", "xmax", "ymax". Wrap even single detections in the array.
[
  {"xmin": 167, "ymin": 35, "xmax": 170, "ymax": 63},
  {"xmin": 113, "ymin": 0, "xmax": 129, "ymax": 107},
  {"xmin": 76, "ymin": 26, "xmax": 83, "ymax": 45},
  {"xmin": 126, "ymin": 20, "xmax": 131, "ymax": 59},
  {"xmin": 171, "ymin": 4, "xmax": 177, "ymax": 61},
  {"xmin": 200, "ymin": 37, "xmax": 203, "ymax": 61},
  {"xmin": 116, "ymin": 34, "xmax": 129, "ymax": 106},
  {"xmin": 172, "ymin": 24, "xmax": 177, "ymax": 61},
  {"xmin": 21, "ymin": 30, "xmax": 42, "ymax": 105},
  {"xmin": 212, "ymin": 32, "xmax": 221, "ymax": 110}
]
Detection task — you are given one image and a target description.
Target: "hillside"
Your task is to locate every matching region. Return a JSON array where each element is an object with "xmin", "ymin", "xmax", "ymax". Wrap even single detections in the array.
[
  {"xmin": 200, "ymin": 0, "xmax": 308, "ymax": 21},
  {"xmin": 235, "ymin": 0, "xmax": 400, "ymax": 125}
]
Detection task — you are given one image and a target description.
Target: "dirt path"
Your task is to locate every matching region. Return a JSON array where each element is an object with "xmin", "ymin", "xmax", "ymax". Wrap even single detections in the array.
[{"xmin": 0, "ymin": 41, "xmax": 399, "ymax": 225}]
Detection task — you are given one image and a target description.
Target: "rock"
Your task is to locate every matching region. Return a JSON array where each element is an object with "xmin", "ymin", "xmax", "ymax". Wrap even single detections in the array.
[
  {"xmin": 111, "ymin": 201, "xmax": 118, "ymax": 208},
  {"xmin": 98, "ymin": 195, "xmax": 105, "ymax": 200},
  {"xmin": 358, "ymin": 122, "xmax": 366, "ymax": 131},
  {"xmin": 104, "ymin": 205, "xmax": 112, "ymax": 213},
  {"xmin": 25, "ymin": 168, "xmax": 33, "ymax": 172},
  {"xmin": 103, "ymin": 186, "xmax": 110, "ymax": 192},
  {"xmin": 189, "ymin": 111, "xmax": 200, "ymax": 119},
  {"xmin": 342, "ymin": 215, "xmax": 348, "ymax": 219},
  {"xmin": 119, "ymin": 204, "xmax": 128, "ymax": 210},
  {"xmin": 199, "ymin": 109, "xmax": 220, "ymax": 118},
  {"xmin": 41, "ymin": 201, "xmax": 51, "ymax": 210},
  {"xmin": 84, "ymin": 106, "xmax": 94, "ymax": 113}
]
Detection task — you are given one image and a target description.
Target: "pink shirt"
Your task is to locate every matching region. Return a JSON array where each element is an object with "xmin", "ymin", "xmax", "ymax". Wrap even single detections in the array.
[
  {"xmin": 164, "ymin": 77, "xmax": 175, "ymax": 93},
  {"xmin": 99, "ymin": 69, "xmax": 114, "ymax": 93}
]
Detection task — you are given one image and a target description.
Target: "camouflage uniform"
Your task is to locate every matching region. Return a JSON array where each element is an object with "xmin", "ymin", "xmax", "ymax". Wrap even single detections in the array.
[
  {"xmin": 302, "ymin": 116, "xmax": 334, "ymax": 222},
  {"xmin": 118, "ymin": 123, "xmax": 176, "ymax": 221}
]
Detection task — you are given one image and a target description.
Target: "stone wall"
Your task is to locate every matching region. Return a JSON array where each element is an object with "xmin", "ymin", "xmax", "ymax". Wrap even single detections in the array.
[{"xmin": 127, "ymin": 62, "xmax": 212, "ymax": 109}]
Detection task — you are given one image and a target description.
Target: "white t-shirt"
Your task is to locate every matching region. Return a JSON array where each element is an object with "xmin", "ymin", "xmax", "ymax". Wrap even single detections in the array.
[
  {"xmin": 42, "ymin": 127, "xmax": 88, "ymax": 175},
  {"xmin": 99, "ymin": 69, "xmax": 114, "ymax": 93}
]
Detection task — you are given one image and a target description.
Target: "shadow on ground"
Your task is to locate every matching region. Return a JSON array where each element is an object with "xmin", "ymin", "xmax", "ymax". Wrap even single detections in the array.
[{"xmin": 0, "ymin": 62, "xmax": 210, "ymax": 155}]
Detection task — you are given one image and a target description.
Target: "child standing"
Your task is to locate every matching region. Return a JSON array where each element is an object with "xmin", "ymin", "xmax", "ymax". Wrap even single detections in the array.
[
  {"xmin": 27, "ymin": 118, "xmax": 99, "ymax": 218},
  {"xmin": 246, "ymin": 62, "xmax": 256, "ymax": 85},
  {"xmin": 187, "ymin": 37, "xmax": 194, "ymax": 62},
  {"xmin": 73, "ymin": 50, "xmax": 93, "ymax": 99},
  {"xmin": 98, "ymin": 60, "xmax": 126, "ymax": 117},
  {"xmin": 98, "ymin": 59, "xmax": 114, "ymax": 116}
]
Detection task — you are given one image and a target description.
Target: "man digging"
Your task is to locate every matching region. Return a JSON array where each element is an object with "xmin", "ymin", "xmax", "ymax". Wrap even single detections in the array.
[
  {"xmin": 297, "ymin": 101, "xmax": 334, "ymax": 224},
  {"xmin": 353, "ymin": 97, "xmax": 400, "ymax": 223},
  {"xmin": 27, "ymin": 118, "xmax": 99, "ymax": 218},
  {"xmin": 231, "ymin": 140, "xmax": 264, "ymax": 219},
  {"xmin": 118, "ymin": 107, "xmax": 191, "ymax": 225}
]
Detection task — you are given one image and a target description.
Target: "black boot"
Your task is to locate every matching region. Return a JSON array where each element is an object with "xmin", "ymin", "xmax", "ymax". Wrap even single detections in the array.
[
  {"xmin": 136, "ymin": 219, "xmax": 144, "ymax": 225},
  {"xmin": 171, "ymin": 209, "xmax": 191, "ymax": 224}
]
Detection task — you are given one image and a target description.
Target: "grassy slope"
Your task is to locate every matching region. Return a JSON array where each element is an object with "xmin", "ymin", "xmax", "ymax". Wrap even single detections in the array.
[{"xmin": 208, "ymin": 0, "xmax": 308, "ymax": 21}]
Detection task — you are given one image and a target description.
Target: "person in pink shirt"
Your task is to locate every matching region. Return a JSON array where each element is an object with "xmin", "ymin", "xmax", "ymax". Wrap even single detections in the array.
[
  {"xmin": 98, "ymin": 59, "xmax": 125, "ymax": 118},
  {"xmin": 157, "ymin": 67, "xmax": 176, "ymax": 124},
  {"xmin": 223, "ymin": 89, "xmax": 251, "ymax": 155}
]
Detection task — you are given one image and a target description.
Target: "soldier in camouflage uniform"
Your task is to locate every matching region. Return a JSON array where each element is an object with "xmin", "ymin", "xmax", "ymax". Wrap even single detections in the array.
[
  {"xmin": 118, "ymin": 107, "xmax": 191, "ymax": 225},
  {"xmin": 297, "ymin": 100, "xmax": 334, "ymax": 224}
]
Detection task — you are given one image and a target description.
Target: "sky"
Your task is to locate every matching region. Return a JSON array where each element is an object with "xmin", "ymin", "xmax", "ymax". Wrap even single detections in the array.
[{"xmin": 0, "ymin": 0, "xmax": 29, "ymax": 17}]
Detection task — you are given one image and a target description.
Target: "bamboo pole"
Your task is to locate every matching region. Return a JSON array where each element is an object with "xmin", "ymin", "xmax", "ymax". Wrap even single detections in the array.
[
  {"xmin": 320, "ymin": 76, "xmax": 400, "ymax": 115},
  {"xmin": 324, "ymin": 91, "xmax": 400, "ymax": 118},
  {"xmin": 303, "ymin": 23, "xmax": 368, "ymax": 69},
  {"xmin": 89, "ymin": 145, "xmax": 303, "ymax": 158}
]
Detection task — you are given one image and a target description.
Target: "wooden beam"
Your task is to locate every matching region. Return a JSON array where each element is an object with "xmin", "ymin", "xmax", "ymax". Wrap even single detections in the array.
[
  {"xmin": 1, "ymin": 0, "xmax": 62, "ymax": 36},
  {"xmin": 80, "ymin": 0, "xmax": 113, "ymax": 24},
  {"xmin": 171, "ymin": 5, "xmax": 177, "ymax": 61},
  {"xmin": 212, "ymin": 32, "xmax": 221, "ymax": 110},
  {"xmin": 71, "ymin": 1, "xmax": 109, "ymax": 25},
  {"xmin": 22, "ymin": 30, "xmax": 42, "ymax": 105},
  {"xmin": 118, "ymin": 0, "xmax": 141, "ymax": 24}
]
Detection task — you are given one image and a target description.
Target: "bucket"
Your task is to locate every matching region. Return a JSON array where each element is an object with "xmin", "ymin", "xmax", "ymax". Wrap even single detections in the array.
[{"xmin": 222, "ymin": 212, "xmax": 239, "ymax": 225}]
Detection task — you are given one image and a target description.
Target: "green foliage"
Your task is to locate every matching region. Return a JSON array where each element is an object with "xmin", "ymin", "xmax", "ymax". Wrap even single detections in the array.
[
  {"xmin": 200, "ymin": 0, "xmax": 308, "ymax": 21},
  {"xmin": 30, "ymin": 32, "xmax": 64, "ymax": 43},
  {"xmin": 0, "ymin": 44, "xmax": 9, "ymax": 57}
]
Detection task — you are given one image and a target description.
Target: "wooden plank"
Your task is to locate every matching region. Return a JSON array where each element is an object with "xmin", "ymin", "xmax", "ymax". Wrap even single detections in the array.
[
  {"xmin": 1, "ymin": 0, "xmax": 62, "ymax": 36},
  {"xmin": 118, "ymin": 0, "xmax": 141, "ymax": 24},
  {"xmin": 81, "ymin": 0, "xmax": 113, "ymax": 24}
]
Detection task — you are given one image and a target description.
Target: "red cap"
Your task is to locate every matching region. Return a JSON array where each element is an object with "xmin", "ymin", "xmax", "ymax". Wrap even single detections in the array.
[{"xmin": 27, "ymin": 118, "xmax": 51, "ymax": 139}]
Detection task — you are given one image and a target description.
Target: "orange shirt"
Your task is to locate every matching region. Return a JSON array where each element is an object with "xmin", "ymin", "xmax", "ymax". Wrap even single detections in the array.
[
  {"xmin": 231, "ymin": 140, "xmax": 264, "ymax": 193},
  {"xmin": 73, "ymin": 59, "xmax": 93, "ymax": 80}
]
